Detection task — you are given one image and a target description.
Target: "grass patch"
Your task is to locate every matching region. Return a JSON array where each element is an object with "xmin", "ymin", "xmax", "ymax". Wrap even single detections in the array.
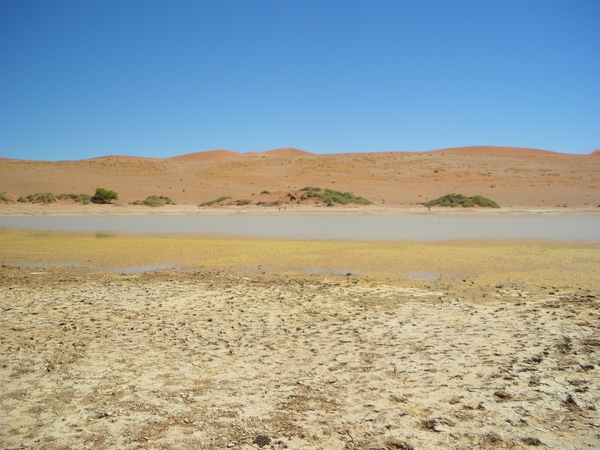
[
  {"xmin": 58, "ymin": 193, "xmax": 92, "ymax": 204},
  {"xmin": 1, "ymin": 229, "xmax": 596, "ymax": 289},
  {"xmin": 25, "ymin": 193, "xmax": 56, "ymax": 203},
  {"xmin": 0, "ymin": 192, "xmax": 14, "ymax": 203},
  {"xmin": 300, "ymin": 186, "xmax": 372, "ymax": 206},
  {"xmin": 199, "ymin": 196, "xmax": 231, "ymax": 207},
  {"xmin": 237, "ymin": 199, "xmax": 252, "ymax": 205},
  {"xmin": 143, "ymin": 195, "xmax": 174, "ymax": 207},
  {"xmin": 423, "ymin": 193, "xmax": 500, "ymax": 208}
]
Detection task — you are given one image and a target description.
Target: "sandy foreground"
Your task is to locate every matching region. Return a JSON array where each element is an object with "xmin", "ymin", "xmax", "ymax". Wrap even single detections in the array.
[{"xmin": 1, "ymin": 230, "xmax": 599, "ymax": 449}]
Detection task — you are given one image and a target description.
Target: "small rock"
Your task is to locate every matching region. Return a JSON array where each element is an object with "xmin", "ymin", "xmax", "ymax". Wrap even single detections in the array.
[
  {"xmin": 226, "ymin": 442, "xmax": 236, "ymax": 448},
  {"xmin": 564, "ymin": 393, "xmax": 579, "ymax": 408},
  {"xmin": 386, "ymin": 440, "xmax": 414, "ymax": 450},
  {"xmin": 494, "ymin": 390, "xmax": 511, "ymax": 400},
  {"xmin": 449, "ymin": 397, "xmax": 461, "ymax": 404},
  {"xmin": 521, "ymin": 437, "xmax": 542, "ymax": 446},
  {"xmin": 252, "ymin": 435, "xmax": 271, "ymax": 448},
  {"xmin": 419, "ymin": 419, "xmax": 437, "ymax": 431}
]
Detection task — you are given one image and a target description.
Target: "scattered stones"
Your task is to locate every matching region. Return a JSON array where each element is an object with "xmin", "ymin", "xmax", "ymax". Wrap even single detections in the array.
[{"xmin": 1, "ymin": 266, "xmax": 598, "ymax": 449}]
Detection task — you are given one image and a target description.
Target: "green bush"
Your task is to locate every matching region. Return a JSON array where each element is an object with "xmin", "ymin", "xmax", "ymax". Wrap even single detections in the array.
[
  {"xmin": 237, "ymin": 199, "xmax": 252, "ymax": 205},
  {"xmin": 199, "ymin": 196, "xmax": 231, "ymax": 207},
  {"xmin": 423, "ymin": 193, "xmax": 500, "ymax": 209},
  {"xmin": 91, "ymin": 188, "xmax": 118, "ymax": 204},
  {"xmin": 143, "ymin": 195, "xmax": 174, "ymax": 207},
  {"xmin": 17, "ymin": 196, "xmax": 26, "ymax": 203},
  {"xmin": 260, "ymin": 190, "xmax": 270, "ymax": 195}
]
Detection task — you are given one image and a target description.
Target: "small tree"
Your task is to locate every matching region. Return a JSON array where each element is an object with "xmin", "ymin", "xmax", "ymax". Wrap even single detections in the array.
[{"xmin": 92, "ymin": 188, "xmax": 118, "ymax": 204}]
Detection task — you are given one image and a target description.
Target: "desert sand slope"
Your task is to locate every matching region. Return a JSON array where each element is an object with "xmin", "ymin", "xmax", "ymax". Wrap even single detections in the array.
[
  {"xmin": 1, "ymin": 146, "xmax": 599, "ymax": 208},
  {"xmin": 168, "ymin": 150, "xmax": 242, "ymax": 161}
]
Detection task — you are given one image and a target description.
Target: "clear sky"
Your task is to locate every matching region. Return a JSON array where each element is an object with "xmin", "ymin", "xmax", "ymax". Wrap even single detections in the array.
[{"xmin": 1, "ymin": 0, "xmax": 599, "ymax": 160}]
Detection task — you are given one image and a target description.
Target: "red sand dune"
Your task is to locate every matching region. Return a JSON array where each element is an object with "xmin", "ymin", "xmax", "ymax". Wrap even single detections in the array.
[
  {"xmin": 168, "ymin": 149, "xmax": 242, "ymax": 161},
  {"xmin": 263, "ymin": 147, "xmax": 315, "ymax": 157},
  {"xmin": 86, "ymin": 155, "xmax": 163, "ymax": 161},
  {"xmin": 428, "ymin": 146, "xmax": 566, "ymax": 157},
  {"xmin": 1, "ymin": 145, "xmax": 599, "ymax": 208}
]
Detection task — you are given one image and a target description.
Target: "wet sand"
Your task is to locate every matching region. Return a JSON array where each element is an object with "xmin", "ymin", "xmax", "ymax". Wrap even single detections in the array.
[{"xmin": 1, "ymin": 231, "xmax": 599, "ymax": 449}]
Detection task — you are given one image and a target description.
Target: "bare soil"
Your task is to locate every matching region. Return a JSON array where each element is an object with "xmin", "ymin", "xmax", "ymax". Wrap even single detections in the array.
[{"xmin": 1, "ymin": 245, "xmax": 599, "ymax": 449}]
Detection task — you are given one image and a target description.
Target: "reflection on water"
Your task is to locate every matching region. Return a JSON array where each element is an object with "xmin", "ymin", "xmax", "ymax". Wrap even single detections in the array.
[
  {"xmin": 24, "ymin": 263, "xmax": 83, "ymax": 269},
  {"xmin": 0, "ymin": 214, "xmax": 599, "ymax": 241},
  {"xmin": 401, "ymin": 271, "xmax": 440, "ymax": 280},
  {"xmin": 114, "ymin": 264, "xmax": 177, "ymax": 274}
]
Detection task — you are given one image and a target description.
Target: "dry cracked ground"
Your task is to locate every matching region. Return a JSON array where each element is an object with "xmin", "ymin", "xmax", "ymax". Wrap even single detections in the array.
[{"xmin": 1, "ymin": 267, "xmax": 599, "ymax": 449}]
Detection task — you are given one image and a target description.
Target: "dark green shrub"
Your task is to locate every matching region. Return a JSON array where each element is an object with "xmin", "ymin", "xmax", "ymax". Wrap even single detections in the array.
[
  {"xmin": 260, "ymin": 190, "xmax": 270, "ymax": 195},
  {"xmin": 237, "ymin": 199, "xmax": 252, "ymax": 205},
  {"xmin": 199, "ymin": 196, "xmax": 231, "ymax": 207},
  {"xmin": 91, "ymin": 188, "xmax": 118, "ymax": 204},
  {"xmin": 314, "ymin": 188, "xmax": 373, "ymax": 206},
  {"xmin": 143, "ymin": 195, "xmax": 174, "ymax": 207},
  {"xmin": 17, "ymin": 196, "xmax": 26, "ymax": 203},
  {"xmin": 423, "ymin": 193, "xmax": 500, "ymax": 208}
]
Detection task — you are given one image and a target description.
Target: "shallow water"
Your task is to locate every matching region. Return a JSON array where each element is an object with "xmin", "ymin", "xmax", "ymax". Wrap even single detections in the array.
[{"xmin": 1, "ymin": 214, "xmax": 599, "ymax": 241}]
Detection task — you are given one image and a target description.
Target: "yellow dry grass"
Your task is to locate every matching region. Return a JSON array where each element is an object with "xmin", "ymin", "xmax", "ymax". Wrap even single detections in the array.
[{"xmin": 1, "ymin": 229, "xmax": 598, "ymax": 290}]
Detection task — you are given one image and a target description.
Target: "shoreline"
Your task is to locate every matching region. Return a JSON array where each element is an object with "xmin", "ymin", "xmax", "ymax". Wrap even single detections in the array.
[{"xmin": 1, "ymin": 203, "xmax": 599, "ymax": 217}]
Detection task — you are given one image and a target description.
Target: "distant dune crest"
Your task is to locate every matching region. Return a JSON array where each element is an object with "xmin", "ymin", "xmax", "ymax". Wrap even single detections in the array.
[
  {"xmin": 87, "ymin": 155, "xmax": 160, "ymax": 161},
  {"xmin": 10, "ymin": 146, "xmax": 595, "ymax": 162},
  {"xmin": 168, "ymin": 149, "xmax": 242, "ymax": 161},
  {"xmin": 263, "ymin": 147, "xmax": 314, "ymax": 157},
  {"xmin": 428, "ymin": 146, "xmax": 566, "ymax": 157}
]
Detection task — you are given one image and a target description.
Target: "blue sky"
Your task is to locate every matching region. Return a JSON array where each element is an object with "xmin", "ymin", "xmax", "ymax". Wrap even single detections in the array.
[{"xmin": 1, "ymin": 0, "xmax": 599, "ymax": 160}]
